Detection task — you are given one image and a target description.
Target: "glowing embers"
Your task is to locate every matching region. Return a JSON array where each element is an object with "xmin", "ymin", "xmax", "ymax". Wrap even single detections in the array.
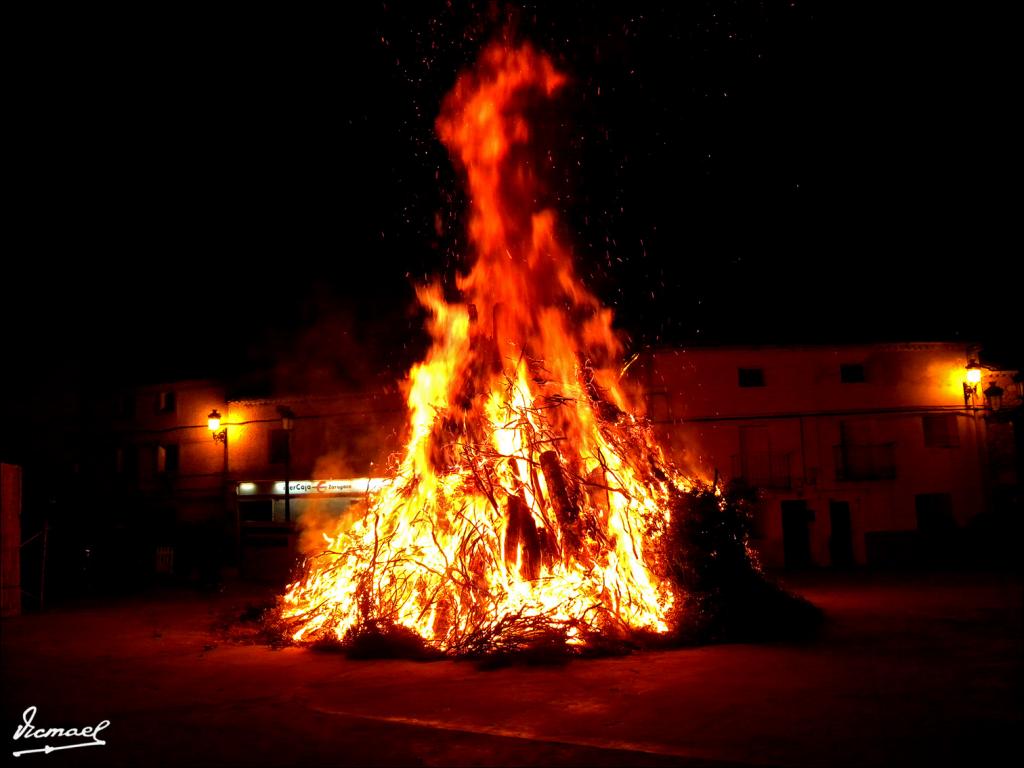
[
  {"xmin": 281, "ymin": 361, "xmax": 680, "ymax": 654},
  {"xmin": 279, "ymin": 42, "xmax": 687, "ymax": 655}
]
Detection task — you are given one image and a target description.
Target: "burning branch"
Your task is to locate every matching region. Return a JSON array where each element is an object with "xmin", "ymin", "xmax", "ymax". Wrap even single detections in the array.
[{"xmin": 275, "ymin": 41, "xmax": 701, "ymax": 656}]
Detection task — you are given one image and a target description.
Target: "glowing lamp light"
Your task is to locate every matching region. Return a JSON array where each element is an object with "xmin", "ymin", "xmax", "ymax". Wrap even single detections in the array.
[
  {"xmin": 963, "ymin": 359, "xmax": 983, "ymax": 407},
  {"xmin": 965, "ymin": 361, "xmax": 982, "ymax": 385},
  {"xmin": 278, "ymin": 406, "xmax": 296, "ymax": 432},
  {"xmin": 208, "ymin": 408, "xmax": 227, "ymax": 443}
]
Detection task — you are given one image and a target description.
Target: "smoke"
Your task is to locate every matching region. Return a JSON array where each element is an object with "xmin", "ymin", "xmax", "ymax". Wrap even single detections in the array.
[
  {"xmin": 290, "ymin": 403, "xmax": 406, "ymax": 555},
  {"xmin": 294, "ymin": 452, "xmax": 366, "ymax": 556},
  {"xmin": 235, "ymin": 288, "xmax": 411, "ymax": 555},
  {"xmin": 266, "ymin": 286, "xmax": 408, "ymax": 395}
]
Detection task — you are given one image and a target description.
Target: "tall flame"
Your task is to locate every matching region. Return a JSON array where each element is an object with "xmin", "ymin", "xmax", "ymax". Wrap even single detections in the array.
[{"xmin": 280, "ymin": 42, "xmax": 690, "ymax": 654}]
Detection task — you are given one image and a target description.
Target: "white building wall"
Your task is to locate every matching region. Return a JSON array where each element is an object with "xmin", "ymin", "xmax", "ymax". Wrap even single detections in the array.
[{"xmin": 634, "ymin": 343, "xmax": 1002, "ymax": 567}]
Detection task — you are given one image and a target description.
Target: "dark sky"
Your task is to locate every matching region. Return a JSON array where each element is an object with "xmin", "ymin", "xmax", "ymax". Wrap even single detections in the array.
[{"xmin": 8, "ymin": 1, "xmax": 1018, "ymax": 396}]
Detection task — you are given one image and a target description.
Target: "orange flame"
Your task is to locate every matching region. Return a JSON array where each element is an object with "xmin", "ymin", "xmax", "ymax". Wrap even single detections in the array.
[{"xmin": 280, "ymin": 42, "xmax": 689, "ymax": 653}]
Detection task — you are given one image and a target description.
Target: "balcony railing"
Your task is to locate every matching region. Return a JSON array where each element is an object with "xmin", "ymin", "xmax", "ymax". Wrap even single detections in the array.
[
  {"xmin": 731, "ymin": 451, "xmax": 793, "ymax": 490},
  {"xmin": 834, "ymin": 443, "xmax": 896, "ymax": 481}
]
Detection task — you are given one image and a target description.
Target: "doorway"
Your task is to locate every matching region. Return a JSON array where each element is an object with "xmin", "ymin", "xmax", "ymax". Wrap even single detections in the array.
[
  {"xmin": 829, "ymin": 500, "xmax": 854, "ymax": 567},
  {"xmin": 781, "ymin": 500, "xmax": 813, "ymax": 568}
]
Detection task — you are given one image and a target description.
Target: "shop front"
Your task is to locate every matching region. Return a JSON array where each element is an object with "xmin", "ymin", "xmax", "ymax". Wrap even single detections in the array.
[{"xmin": 235, "ymin": 478, "xmax": 386, "ymax": 582}]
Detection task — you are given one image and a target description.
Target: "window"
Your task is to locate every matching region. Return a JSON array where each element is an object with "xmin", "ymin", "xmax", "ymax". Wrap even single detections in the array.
[
  {"xmin": 738, "ymin": 368, "xmax": 765, "ymax": 388},
  {"xmin": 922, "ymin": 414, "xmax": 959, "ymax": 448},
  {"xmin": 840, "ymin": 363, "xmax": 866, "ymax": 383},
  {"xmin": 157, "ymin": 391, "xmax": 176, "ymax": 414},
  {"xmin": 734, "ymin": 426, "xmax": 792, "ymax": 489},
  {"xmin": 835, "ymin": 420, "xmax": 896, "ymax": 480},
  {"xmin": 239, "ymin": 500, "xmax": 273, "ymax": 522},
  {"xmin": 156, "ymin": 444, "xmax": 179, "ymax": 474},
  {"xmin": 269, "ymin": 429, "xmax": 291, "ymax": 464}
]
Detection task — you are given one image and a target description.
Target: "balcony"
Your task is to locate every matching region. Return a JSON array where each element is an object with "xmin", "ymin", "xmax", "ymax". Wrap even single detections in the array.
[
  {"xmin": 731, "ymin": 451, "xmax": 794, "ymax": 490},
  {"xmin": 834, "ymin": 443, "xmax": 896, "ymax": 481}
]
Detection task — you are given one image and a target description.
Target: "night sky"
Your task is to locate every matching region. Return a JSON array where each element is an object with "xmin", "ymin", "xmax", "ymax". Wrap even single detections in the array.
[{"xmin": 7, "ymin": 2, "xmax": 1017, "ymax": 401}]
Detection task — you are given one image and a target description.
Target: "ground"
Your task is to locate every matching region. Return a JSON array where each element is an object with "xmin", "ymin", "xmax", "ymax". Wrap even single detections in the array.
[{"xmin": 1, "ymin": 572, "xmax": 1021, "ymax": 767}]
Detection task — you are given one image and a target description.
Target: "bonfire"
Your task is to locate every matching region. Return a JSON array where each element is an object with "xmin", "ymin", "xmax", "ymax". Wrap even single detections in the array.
[{"xmin": 277, "ymin": 41, "xmax": 757, "ymax": 656}]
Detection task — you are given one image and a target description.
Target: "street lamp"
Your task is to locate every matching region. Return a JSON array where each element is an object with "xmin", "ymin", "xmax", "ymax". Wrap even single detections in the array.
[
  {"xmin": 963, "ymin": 359, "xmax": 982, "ymax": 407},
  {"xmin": 208, "ymin": 407, "xmax": 233, "ymax": 564},
  {"xmin": 208, "ymin": 409, "xmax": 227, "ymax": 443},
  {"xmin": 983, "ymin": 383, "xmax": 1004, "ymax": 413}
]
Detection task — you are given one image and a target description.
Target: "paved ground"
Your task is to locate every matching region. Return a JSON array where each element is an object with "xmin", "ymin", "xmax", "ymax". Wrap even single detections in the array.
[{"xmin": 1, "ymin": 572, "xmax": 1021, "ymax": 767}]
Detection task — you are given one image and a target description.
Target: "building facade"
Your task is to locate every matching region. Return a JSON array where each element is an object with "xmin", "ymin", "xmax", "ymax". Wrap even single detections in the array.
[
  {"xmin": 96, "ymin": 382, "xmax": 404, "ymax": 582},
  {"xmin": 69, "ymin": 342, "xmax": 1021, "ymax": 586},
  {"xmin": 630, "ymin": 343, "xmax": 1021, "ymax": 567}
]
